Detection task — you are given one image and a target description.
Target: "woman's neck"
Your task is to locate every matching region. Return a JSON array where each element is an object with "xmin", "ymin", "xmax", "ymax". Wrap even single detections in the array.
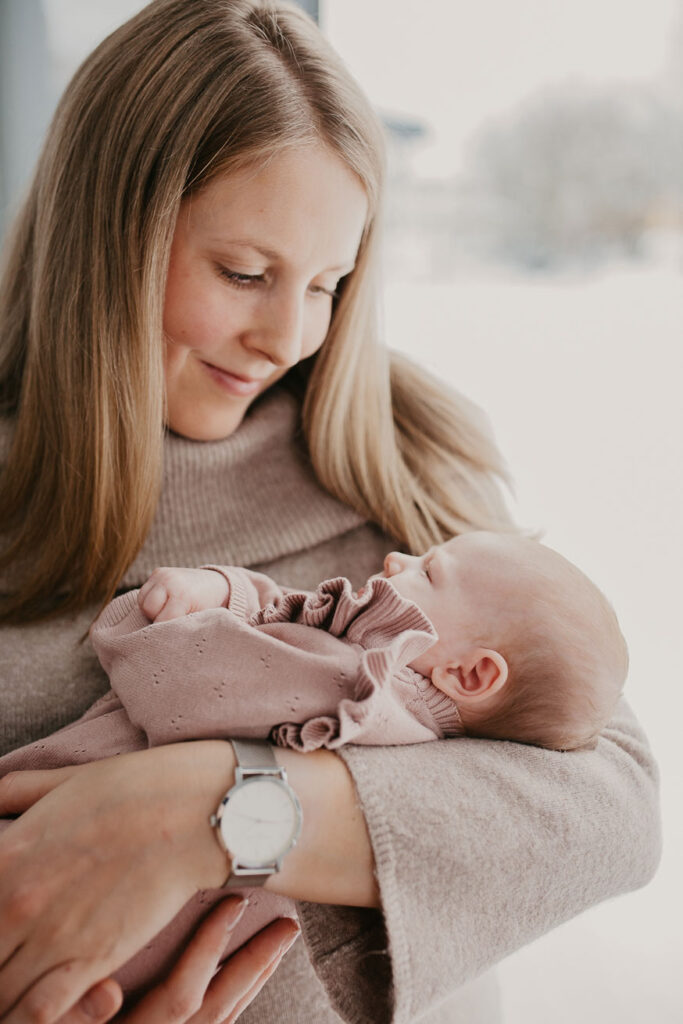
[{"xmin": 120, "ymin": 387, "xmax": 363, "ymax": 588}]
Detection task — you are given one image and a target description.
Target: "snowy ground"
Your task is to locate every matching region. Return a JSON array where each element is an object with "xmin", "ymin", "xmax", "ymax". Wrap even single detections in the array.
[{"xmin": 384, "ymin": 263, "xmax": 683, "ymax": 1023}]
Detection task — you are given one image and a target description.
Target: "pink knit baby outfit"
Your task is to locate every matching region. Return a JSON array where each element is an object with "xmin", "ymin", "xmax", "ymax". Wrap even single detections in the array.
[{"xmin": 0, "ymin": 566, "xmax": 462, "ymax": 1001}]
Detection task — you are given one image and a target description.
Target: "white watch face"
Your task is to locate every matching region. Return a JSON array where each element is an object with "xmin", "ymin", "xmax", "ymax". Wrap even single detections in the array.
[{"xmin": 220, "ymin": 776, "xmax": 301, "ymax": 867}]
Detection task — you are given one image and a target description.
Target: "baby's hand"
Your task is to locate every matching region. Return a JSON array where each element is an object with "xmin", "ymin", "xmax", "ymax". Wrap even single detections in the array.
[{"xmin": 138, "ymin": 567, "xmax": 230, "ymax": 622}]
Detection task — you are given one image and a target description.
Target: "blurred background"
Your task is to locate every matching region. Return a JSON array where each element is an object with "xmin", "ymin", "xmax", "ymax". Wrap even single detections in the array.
[{"xmin": 1, "ymin": 1, "xmax": 681, "ymax": 1020}]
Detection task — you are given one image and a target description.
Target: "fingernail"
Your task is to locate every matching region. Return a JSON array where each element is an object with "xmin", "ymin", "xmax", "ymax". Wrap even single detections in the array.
[
  {"xmin": 276, "ymin": 924, "xmax": 301, "ymax": 958},
  {"xmin": 80, "ymin": 985, "xmax": 116, "ymax": 1019},
  {"xmin": 225, "ymin": 896, "xmax": 249, "ymax": 932}
]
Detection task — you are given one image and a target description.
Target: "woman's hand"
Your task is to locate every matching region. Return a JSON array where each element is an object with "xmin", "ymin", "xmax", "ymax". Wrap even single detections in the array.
[
  {"xmin": 0, "ymin": 742, "xmax": 377, "ymax": 1022},
  {"xmin": 0, "ymin": 742, "xmax": 239, "ymax": 1023},
  {"xmin": 58, "ymin": 901, "xmax": 300, "ymax": 1024}
]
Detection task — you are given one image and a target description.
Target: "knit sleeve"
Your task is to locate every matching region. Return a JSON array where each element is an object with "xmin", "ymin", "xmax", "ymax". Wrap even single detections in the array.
[
  {"xmin": 201, "ymin": 565, "xmax": 300, "ymax": 620},
  {"xmin": 90, "ymin": 589, "xmax": 363, "ymax": 746},
  {"xmin": 88, "ymin": 576, "xmax": 449, "ymax": 751},
  {"xmin": 297, "ymin": 697, "xmax": 661, "ymax": 1024}
]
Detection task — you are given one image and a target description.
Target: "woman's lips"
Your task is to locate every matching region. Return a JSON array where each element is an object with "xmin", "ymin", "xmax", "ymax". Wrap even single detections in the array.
[{"xmin": 201, "ymin": 361, "xmax": 265, "ymax": 397}]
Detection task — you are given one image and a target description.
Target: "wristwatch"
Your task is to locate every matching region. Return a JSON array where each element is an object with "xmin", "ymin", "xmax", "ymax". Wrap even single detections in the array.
[{"xmin": 210, "ymin": 739, "xmax": 303, "ymax": 887}]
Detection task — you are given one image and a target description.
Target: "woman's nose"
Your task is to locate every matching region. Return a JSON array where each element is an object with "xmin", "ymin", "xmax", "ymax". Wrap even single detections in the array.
[{"xmin": 248, "ymin": 288, "xmax": 305, "ymax": 368}]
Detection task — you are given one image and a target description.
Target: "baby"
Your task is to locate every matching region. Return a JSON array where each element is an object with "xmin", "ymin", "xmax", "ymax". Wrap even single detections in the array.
[
  {"xmin": 128, "ymin": 529, "xmax": 628, "ymax": 753},
  {"xmin": 369, "ymin": 529, "xmax": 629, "ymax": 751},
  {"xmin": 0, "ymin": 530, "xmax": 627, "ymax": 1001}
]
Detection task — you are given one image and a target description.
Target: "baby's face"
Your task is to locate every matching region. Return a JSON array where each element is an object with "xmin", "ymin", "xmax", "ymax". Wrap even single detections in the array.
[{"xmin": 383, "ymin": 532, "xmax": 520, "ymax": 676}]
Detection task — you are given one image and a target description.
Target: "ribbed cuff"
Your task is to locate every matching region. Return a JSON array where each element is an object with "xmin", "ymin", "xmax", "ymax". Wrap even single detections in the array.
[
  {"xmin": 201, "ymin": 565, "xmax": 249, "ymax": 620},
  {"xmin": 413, "ymin": 673, "xmax": 464, "ymax": 736},
  {"xmin": 92, "ymin": 589, "xmax": 146, "ymax": 630}
]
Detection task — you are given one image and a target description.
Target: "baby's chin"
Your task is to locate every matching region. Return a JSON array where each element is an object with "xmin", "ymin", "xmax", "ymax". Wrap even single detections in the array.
[
  {"xmin": 376, "ymin": 574, "xmax": 417, "ymax": 605},
  {"xmin": 366, "ymin": 571, "xmax": 409, "ymax": 593},
  {"xmin": 380, "ymin": 572, "xmax": 404, "ymax": 591}
]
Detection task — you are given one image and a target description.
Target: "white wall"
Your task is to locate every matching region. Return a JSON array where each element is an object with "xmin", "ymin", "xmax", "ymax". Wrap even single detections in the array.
[{"xmin": 384, "ymin": 266, "xmax": 682, "ymax": 1022}]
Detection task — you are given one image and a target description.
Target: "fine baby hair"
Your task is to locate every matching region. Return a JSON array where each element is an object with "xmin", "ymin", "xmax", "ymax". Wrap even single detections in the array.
[{"xmin": 455, "ymin": 535, "xmax": 628, "ymax": 751}]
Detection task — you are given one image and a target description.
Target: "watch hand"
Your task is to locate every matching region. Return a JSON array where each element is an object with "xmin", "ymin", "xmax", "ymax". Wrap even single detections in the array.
[{"xmin": 228, "ymin": 811, "xmax": 294, "ymax": 825}]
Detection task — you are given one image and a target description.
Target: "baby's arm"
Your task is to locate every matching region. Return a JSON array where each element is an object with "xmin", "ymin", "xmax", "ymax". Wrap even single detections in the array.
[
  {"xmin": 138, "ymin": 567, "xmax": 230, "ymax": 622},
  {"xmin": 91, "ymin": 575, "xmax": 440, "ymax": 750},
  {"xmin": 137, "ymin": 565, "xmax": 296, "ymax": 623},
  {"xmin": 91, "ymin": 593, "xmax": 362, "ymax": 747}
]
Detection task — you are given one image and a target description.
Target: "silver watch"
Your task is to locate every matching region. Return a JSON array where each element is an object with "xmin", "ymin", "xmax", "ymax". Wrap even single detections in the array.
[{"xmin": 210, "ymin": 739, "xmax": 303, "ymax": 887}]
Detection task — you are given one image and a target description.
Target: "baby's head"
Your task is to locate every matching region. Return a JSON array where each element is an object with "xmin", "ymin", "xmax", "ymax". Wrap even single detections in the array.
[{"xmin": 383, "ymin": 532, "xmax": 628, "ymax": 750}]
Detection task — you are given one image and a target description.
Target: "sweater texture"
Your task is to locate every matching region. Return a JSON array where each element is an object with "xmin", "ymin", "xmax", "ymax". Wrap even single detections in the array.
[
  {"xmin": 0, "ymin": 386, "xmax": 661, "ymax": 1023},
  {"xmin": 0, "ymin": 568, "xmax": 463, "ymax": 1000},
  {"xmin": 91, "ymin": 568, "xmax": 464, "ymax": 752}
]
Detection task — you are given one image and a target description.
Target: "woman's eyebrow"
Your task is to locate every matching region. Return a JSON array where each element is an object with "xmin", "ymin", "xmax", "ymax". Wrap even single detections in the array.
[{"xmin": 207, "ymin": 238, "xmax": 281, "ymax": 261}]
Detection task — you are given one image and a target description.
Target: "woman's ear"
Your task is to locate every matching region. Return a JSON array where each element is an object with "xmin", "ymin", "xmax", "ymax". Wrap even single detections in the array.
[{"xmin": 432, "ymin": 648, "xmax": 509, "ymax": 704}]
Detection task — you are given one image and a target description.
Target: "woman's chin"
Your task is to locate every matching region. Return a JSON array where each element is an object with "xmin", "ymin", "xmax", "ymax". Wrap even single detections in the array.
[{"xmin": 165, "ymin": 402, "xmax": 252, "ymax": 441}]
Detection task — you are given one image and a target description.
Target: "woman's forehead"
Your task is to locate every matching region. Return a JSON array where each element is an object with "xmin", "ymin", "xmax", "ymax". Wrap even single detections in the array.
[{"xmin": 179, "ymin": 145, "xmax": 368, "ymax": 267}]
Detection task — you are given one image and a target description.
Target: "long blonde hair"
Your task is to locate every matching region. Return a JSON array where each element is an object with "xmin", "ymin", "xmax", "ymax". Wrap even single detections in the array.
[{"xmin": 0, "ymin": 0, "xmax": 512, "ymax": 623}]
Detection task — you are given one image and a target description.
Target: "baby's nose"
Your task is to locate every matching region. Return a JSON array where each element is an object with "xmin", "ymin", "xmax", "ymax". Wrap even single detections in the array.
[{"xmin": 383, "ymin": 552, "xmax": 404, "ymax": 577}]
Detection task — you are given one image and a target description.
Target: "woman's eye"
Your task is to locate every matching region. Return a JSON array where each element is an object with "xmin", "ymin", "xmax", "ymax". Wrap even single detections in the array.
[
  {"xmin": 218, "ymin": 267, "xmax": 264, "ymax": 288},
  {"xmin": 309, "ymin": 283, "xmax": 339, "ymax": 299}
]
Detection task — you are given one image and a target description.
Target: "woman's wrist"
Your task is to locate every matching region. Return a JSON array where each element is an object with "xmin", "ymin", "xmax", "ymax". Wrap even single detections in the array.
[
  {"xmin": 191, "ymin": 740, "xmax": 379, "ymax": 908},
  {"xmin": 263, "ymin": 747, "xmax": 380, "ymax": 908},
  {"xmin": 174, "ymin": 740, "xmax": 238, "ymax": 890}
]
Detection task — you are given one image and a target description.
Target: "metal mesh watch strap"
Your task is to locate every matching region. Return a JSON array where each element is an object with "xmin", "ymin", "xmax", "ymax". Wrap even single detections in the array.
[
  {"xmin": 230, "ymin": 738, "xmax": 281, "ymax": 776},
  {"xmin": 224, "ymin": 870, "xmax": 271, "ymax": 888}
]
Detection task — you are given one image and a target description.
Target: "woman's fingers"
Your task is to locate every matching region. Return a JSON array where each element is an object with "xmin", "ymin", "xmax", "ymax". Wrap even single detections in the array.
[
  {"xmin": 0, "ymin": 767, "xmax": 80, "ymax": 815},
  {"xmin": 3, "ymin": 960, "xmax": 112, "ymax": 1024},
  {"xmin": 6, "ymin": 974, "xmax": 123, "ymax": 1024},
  {"xmin": 115, "ymin": 897, "xmax": 249, "ymax": 1024},
  {"xmin": 202, "ymin": 919, "xmax": 301, "ymax": 1024},
  {"xmin": 114, "ymin": 903, "xmax": 299, "ymax": 1024},
  {"xmin": 56, "ymin": 980, "xmax": 124, "ymax": 1024},
  {"xmin": 0, "ymin": 743, "xmax": 236, "ymax": 1019}
]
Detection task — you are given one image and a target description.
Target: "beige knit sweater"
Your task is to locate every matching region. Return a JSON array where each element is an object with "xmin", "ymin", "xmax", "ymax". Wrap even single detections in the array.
[{"xmin": 0, "ymin": 387, "xmax": 661, "ymax": 1024}]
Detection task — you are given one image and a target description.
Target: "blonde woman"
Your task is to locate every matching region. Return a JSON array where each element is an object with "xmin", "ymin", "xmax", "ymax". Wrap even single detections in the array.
[{"xmin": 0, "ymin": 2, "xmax": 660, "ymax": 1022}]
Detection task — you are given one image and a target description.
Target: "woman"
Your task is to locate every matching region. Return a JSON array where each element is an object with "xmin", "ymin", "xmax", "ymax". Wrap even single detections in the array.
[{"xmin": 0, "ymin": 1, "xmax": 660, "ymax": 1022}]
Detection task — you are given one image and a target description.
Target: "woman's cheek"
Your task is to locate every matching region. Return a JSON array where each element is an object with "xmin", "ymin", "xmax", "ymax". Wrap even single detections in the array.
[
  {"xmin": 305, "ymin": 304, "xmax": 334, "ymax": 358},
  {"xmin": 167, "ymin": 307, "xmax": 210, "ymax": 354},
  {"xmin": 163, "ymin": 337, "xmax": 194, "ymax": 385}
]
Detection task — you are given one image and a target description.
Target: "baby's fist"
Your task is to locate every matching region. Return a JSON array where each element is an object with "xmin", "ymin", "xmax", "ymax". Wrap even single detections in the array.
[{"xmin": 138, "ymin": 567, "xmax": 230, "ymax": 622}]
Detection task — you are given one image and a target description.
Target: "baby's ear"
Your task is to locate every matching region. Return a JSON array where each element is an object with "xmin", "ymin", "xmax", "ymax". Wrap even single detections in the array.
[
  {"xmin": 432, "ymin": 648, "xmax": 508, "ymax": 703},
  {"xmin": 565, "ymin": 735, "xmax": 599, "ymax": 752}
]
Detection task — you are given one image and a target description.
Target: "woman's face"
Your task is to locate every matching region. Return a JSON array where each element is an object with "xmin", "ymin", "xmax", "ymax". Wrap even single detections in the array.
[{"xmin": 163, "ymin": 144, "xmax": 369, "ymax": 440}]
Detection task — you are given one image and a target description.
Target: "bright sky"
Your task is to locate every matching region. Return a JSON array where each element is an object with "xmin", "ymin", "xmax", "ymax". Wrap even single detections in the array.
[
  {"xmin": 43, "ymin": 0, "xmax": 681, "ymax": 178},
  {"xmin": 325, "ymin": 0, "xmax": 681, "ymax": 176}
]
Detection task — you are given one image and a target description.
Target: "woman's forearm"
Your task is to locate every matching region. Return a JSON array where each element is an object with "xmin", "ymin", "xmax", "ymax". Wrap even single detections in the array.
[
  {"xmin": 0, "ymin": 742, "xmax": 315, "ymax": 1023},
  {"xmin": 189, "ymin": 741, "xmax": 379, "ymax": 907},
  {"xmin": 129, "ymin": 740, "xmax": 379, "ymax": 908}
]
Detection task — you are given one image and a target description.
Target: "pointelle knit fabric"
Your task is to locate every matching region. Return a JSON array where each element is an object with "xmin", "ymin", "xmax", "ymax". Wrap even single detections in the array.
[
  {"xmin": 0, "ymin": 567, "xmax": 464, "ymax": 1000},
  {"xmin": 0, "ymin": 386, "xmax": 661, "ymax": 1024}
]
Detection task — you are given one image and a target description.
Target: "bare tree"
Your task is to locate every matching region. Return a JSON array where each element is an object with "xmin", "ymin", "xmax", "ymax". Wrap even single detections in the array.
[{"xmin": 457, "ymin": 82, "xmax": 682, "ymax": 269}]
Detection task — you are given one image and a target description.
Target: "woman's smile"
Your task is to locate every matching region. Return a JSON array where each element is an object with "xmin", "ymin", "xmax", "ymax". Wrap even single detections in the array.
[
  {"xmin": 162, "ymin": 144, "xmax": 368, "ymax": 441},
  {"xmin": 199, "ymin": 359, "xmax": 265, "ymax": 397}
]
